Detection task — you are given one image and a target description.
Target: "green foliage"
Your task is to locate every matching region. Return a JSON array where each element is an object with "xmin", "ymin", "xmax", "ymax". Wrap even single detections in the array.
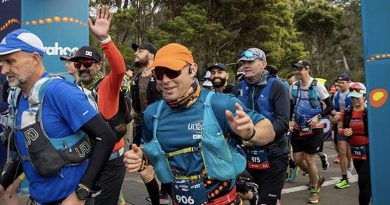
[{"xmin": 89, "ymin": 0, "xmax": 364, "ymax": 84}]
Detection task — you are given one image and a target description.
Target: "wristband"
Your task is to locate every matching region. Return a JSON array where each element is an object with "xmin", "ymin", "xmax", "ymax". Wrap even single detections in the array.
[
  {"xmin": 137, "ymin": 153, "xmax": 149, "ymax": 172},
  {"xmin": 100, "ymin": 35, "xmax": 111, "ymax": 44},
  {"xmin": 244, "ymin": 128, "xmax": 256, "ymax": 141}
]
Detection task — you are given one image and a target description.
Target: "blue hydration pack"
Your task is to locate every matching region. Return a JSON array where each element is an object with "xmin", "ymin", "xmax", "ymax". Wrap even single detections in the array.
[
  {"xmin": 143, "ymin": 91, "xmax": 246, "ymax": 183},
  {"xmin": 236, "ymin": 77, "xmax": 277, "ymax": 122},
  {"xmin": 291, "ymin": 80, "xmax": 322, "ymax": 128}
]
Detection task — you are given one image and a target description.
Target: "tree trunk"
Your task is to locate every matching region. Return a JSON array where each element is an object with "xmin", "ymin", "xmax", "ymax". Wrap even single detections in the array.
[{"xmin": 338, "ymin": 45, "xmax": 350, "ymax": 71}]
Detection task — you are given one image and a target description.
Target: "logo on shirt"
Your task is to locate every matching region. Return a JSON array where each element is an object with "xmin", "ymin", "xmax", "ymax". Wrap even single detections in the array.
[{"xmin": 188, "ymin": 121, "xmax": 203, "ymax": 139}]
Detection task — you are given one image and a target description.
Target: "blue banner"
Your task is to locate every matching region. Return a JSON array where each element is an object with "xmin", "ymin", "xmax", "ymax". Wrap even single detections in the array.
[
  {"xmin": 21, "ymin": 0, "xmax": 89, "ymax": 74},
  {"xmin": 0, "ymin": 0, "xmax": 22, "ymax": 40},
  {"xmin": 361, "ymin": 1, "xmax": 390, "ymax": 204}
]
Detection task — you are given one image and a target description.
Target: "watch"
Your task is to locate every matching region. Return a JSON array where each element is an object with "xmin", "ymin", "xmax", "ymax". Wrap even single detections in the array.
[{"xmin": 75, "ymin": 184, "xmax": 91, "ymax": 200}]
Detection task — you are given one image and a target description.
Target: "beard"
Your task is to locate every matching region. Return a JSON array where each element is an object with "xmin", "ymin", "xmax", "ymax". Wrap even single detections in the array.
[
  {"xmin": 211, "ymin": 77, "xmax": 227, "ymax": 88},
  {"xmin": 134, "ymin": 55, "xmax": 150, "ymax": 68},
  {"xmin": 7, "ymin": 74, "xmax": 28, "ymax": 88}
]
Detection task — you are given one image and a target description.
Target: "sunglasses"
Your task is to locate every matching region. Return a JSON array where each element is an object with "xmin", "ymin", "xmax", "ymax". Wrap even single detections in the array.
[
  {"xmin": 153, "ymin": 65, "xmax": 191, "ymax": 80},
  {"xmin": 239, "ymin": 50, "xmax": 262, "ymax": 60},
  {"xmin": 74, "ymin": 60, "xmax": 96, "ymax": 69}
]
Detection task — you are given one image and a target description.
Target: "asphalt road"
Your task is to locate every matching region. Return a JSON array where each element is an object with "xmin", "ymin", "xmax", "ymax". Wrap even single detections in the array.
[
  {"xmin": 120, "ymin": 141, "xmax": 362, "ymax": 205},
  {"xmin": 3, "ymin": 141, "xmax": 362, "ymax": 205}
]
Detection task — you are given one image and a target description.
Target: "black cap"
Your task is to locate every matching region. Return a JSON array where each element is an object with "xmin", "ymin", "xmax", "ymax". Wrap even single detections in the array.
[
  {"xmin": 265, "ymin": 65, "xmax": 278, "ymax": 75},
  {"xmin": 69, "ymin": 46, "xmax": 101, "ymax": 62},
  {"xmin": 337, "ymin": 73, "xmax": 351, "ymax": 81},
  {"xmin": 132, "ymin": 43, "xmax": 157, "ymax": 55},
  {"xmin": 207, "ymin": 63, "xmax": 228, "ymax": 72},
  {"xmin": 292, "ymin": 60, "xmax": 311, "ymax": 69}
]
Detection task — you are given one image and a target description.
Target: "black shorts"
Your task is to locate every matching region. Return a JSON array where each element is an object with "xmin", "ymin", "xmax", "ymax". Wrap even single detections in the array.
[
  {"xmin": 291, "ymin": 128, "xmax": 324, "ymax": 154},
  {"xmin": 248, "ymin": 156, "xmax": 288, "ymax": 205}
]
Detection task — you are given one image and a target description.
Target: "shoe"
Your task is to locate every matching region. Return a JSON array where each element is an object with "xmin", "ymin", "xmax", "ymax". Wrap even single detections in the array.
[
  {"xmin": 159, "ymin": 192, "xmax": 170, "ymax": 205},
  {"xmin": 317, "ymin": 175, "xmax": 325, "ymax": 192},
  {"xmin": 303, "ymin": 172, "xmax": 309, "ymax": 176},
  {"xmin": 334, "ymin": 157, "xmax": 340, "ymax": 164},
  {"xmin": 307, "ymin": 189, "xmax": 320, "ymax": 204},
  {"xmin": 335, "ymin": 179, "xmax": 350, "ymax": 189},
  {"xmin": 320, "ymin": 154, "xmax": 329, "ymax": 170},
  {"xmin": 287, "ymin": 167, "xmax": 299, "ymax": 182}
]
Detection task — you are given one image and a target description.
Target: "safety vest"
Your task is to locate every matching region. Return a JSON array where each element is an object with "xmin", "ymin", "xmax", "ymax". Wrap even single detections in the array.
[
  {"xmin": 143, "ymin": 91, "xmax": 246, "ymax": 183},
  {"xmin": 8, "ymin": 76, "xmax": 97, "ymax": 177}
]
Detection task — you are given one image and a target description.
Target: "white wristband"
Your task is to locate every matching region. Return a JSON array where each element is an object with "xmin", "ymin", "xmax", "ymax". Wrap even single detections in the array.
[{"xmin": 100, "ymin": 35, "xmax": 111, "ymax": 44}]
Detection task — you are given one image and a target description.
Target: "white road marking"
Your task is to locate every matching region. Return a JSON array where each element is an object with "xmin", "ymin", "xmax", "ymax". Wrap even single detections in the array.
[{"xmin": 282, "ymin": 175, "xmax": 358, "ymax": 194}]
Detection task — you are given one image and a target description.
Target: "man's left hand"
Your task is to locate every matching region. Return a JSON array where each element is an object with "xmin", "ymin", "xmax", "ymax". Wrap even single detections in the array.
[
  {"xmin": 225, "ymin": 103, "xmax": 254, "ymax": 140},
  {"xmin": 88, "ymin": 5, "xmax": 113, "ymax": 40},
  {"xmin": 62, "ymin": 192, "xmax": 86, "ymax": 205}
]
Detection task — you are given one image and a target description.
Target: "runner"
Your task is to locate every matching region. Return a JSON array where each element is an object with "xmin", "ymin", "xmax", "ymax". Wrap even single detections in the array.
[
  {"xmin": 338, "ymin": 82, "xmax": 371, "ymax": 205},
  {"xmin": 233, "ymin": 48, "xmax": 290, "ymax": 205},
  {"xmin": 332, "ymin": 74, "xmax": 353, "ymax": 189},
  {"xmin": 124, "ymin": 43, "xmax": 275, "ymax": 205},
  {"xmin": 0, "ymin": 28, "xmax": 117, "ymax": 205},
  {"xmin": 69, "ymin": 5, "xmax": 128, "ymax": 205},
  {"xmin": 208, "ymin": 63, "xmax": 233, "ymax": 93},
  {"xmin": 290, "ymin": 60, "xmax": 333, "ymax": 204}
]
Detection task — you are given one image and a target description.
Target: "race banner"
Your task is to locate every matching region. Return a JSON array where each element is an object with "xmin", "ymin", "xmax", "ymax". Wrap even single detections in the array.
[
  {"xmin": 0, "ymin": 0, "xmax": 22, "ymax": 40},
  {"xmin": 22, "ymin": 0, "xmax": 89, "ymax": 74},
  {"xmin": 361, "ymin": 1, "xmax": 390, "ymax": 204}
]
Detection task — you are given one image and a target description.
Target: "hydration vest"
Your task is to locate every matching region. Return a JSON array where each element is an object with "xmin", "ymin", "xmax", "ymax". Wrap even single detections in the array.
[
  {"xmin": 8, "ymin": 76, "xmax": 97, "ymax": 177},
  {"xmin": 343, "ymin": 107, "xmax": 368, "ymax": 137},
  {"xmin": 291, "ymin": 79, "xmax": 322, "ymax": 126},
  {"xmin": 92, "ymin": 79, "xmax": 132, "ymax": 141},
  {"xmin": 236, "ymin": 77, "xmax": 277, "ymax": 122},
  {"xmin": 143, "ymin": 91, "xmax": 246, "ymax": 183},
  {"xmin": 334, "ymin": 91, "xmax": 353, "ymax": 112}
]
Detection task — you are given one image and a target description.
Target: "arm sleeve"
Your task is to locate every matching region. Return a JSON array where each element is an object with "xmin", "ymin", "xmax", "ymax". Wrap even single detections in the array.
[
  {"xmin": 320, "ymin": 97, "xmax": 334, "ymax": 117},
  {"xmin": 270, "ymin": 81, "xmax": 290, "ymax": 137},
  {"xmin": 79, "ymin": 114, "xmax": 117, "ymax": 189},
  {"xmin": 98, "ymin": 40, "xmax": 126, "ymax": 119},
  {"xmin": 0, "ymin": 160, "xmax": 23, "ymax": 189}
]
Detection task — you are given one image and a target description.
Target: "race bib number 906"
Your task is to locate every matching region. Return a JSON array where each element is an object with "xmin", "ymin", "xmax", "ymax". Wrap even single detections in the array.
[{"xmin": 172, "ymin": 179, "xmax": 207, "ymax": 205}]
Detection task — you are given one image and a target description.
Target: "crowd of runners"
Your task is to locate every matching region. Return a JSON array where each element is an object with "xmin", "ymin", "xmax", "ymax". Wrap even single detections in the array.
[{"xmin": 0, "ymin": 5, "xmax": 371, "ymax": 205}]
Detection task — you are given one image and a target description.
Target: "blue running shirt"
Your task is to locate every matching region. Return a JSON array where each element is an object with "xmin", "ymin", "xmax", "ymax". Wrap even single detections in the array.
[{"xmin": 15, "ymin": 77, "xmax": 97, "ymax": 203}]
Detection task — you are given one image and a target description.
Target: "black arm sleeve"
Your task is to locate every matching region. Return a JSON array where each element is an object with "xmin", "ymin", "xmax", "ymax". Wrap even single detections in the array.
[
  {"xmin": 0, "ymin": 159, "xmax": 23, "ymax": 189},
  {"xmin": 320, "ymin": 97, "xmax": 334, "ymax": 117},
  {"xmin": 270, "ymin": 81, "xmax": 290, "ymax": 137},
  {"xmin": 79, "ymin": 114, "xmax": 117, "ymax": 189}
]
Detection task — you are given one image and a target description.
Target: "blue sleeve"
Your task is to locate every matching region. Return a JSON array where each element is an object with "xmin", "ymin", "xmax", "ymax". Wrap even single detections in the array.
[
  {"xmin": 43, "ymin": 79, "xmax": 98, "ymax": 133},
  {"xmin": 210, "ymin": 93, "xmax": 264, "ymax": 135}
]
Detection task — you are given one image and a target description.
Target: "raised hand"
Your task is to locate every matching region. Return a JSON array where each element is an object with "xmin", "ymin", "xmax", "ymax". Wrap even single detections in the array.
[
  {"xmin": 88, "ymin": 5, "xmax": 113, "ymax": 40},
  {"xmin": 123, "ymin": 144, "xmax": 143, "ymax": 173},
  {"xmin": 225, "ymin": 102, "xmax": 254, "ymax": 140}
]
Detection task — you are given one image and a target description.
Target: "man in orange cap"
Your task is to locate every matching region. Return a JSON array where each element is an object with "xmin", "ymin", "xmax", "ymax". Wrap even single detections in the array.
[{"xmin": 124, "ymin": 43, "xmax": 275, "ymax": 205}]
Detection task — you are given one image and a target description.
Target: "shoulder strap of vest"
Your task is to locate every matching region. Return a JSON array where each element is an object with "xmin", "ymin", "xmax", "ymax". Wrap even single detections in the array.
[
  {"xmin": 343, "ymin": 107, "xmax": 352, "ymax": 128},
  {"xmin": 152, "ymin": 100, "xmax": 165, "ymax": 140}
]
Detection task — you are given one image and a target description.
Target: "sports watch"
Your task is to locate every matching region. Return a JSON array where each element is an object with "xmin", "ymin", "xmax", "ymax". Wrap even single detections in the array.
[{"xmin": 75, "ymin": 184, "xmax": 91, "ymax": 200}]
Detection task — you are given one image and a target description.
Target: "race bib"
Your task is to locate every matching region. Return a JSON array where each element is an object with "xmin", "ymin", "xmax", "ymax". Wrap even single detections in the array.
[
  {"xmin": 246, "ymin": 148, "xmax": 270, "ymax": 170},
  {"xmin": 171, "ymin": 179, "xmax": 208, "ymax": 205},
  {"xmin": 351, "ymin": 145, "xmax": 368, "ymax": 160}
]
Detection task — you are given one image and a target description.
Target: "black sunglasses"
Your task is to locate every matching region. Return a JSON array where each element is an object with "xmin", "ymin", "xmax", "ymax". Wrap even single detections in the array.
[
  {"xmin": 74, "ymin": 60, "xmax": 96, "ymax": 69},
  {"xmin": 153, "ymin": 65, "xmax": 191, "ymax": 80}
]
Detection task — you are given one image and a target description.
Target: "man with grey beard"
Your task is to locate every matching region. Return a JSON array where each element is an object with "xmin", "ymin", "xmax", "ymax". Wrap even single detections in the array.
[{"xmin": 208, "ymin": 63, "xmax": 234, "ymax": 93}]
